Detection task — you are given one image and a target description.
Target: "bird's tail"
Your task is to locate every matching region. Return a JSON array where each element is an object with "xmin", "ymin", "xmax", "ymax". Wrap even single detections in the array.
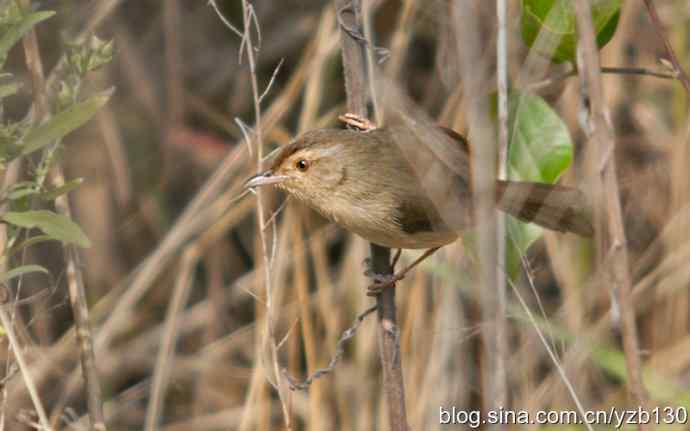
[{"xmin": 495, "ymin": 180, "xmax": 594, "ymax": 237}]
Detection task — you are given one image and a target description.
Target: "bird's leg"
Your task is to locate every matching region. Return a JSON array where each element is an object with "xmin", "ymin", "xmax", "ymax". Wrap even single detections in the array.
[
  {"xmin": 339, "ymin": 113, "xmax": 377, "ymax": 132},
  {"xmin": 365, "ymin": 247, "xmax": 441, "ymax": 296}
]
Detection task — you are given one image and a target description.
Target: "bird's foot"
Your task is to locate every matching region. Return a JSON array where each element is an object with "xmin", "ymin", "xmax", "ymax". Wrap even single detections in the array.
[
  {"xmin": 339, "ymin": 113, "xmax": 377, "ymax": 132},
  {"xmin": 363, "ymin": 257, "xmax": 404, "ymax": 297},
  {"xmin": 366, "ymin": 273, "xmax": 404, "ymax": 297}
]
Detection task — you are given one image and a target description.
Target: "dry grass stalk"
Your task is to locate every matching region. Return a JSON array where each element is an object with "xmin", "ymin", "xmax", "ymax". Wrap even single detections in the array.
[
  {"xmin": 574, "ymin": 0, "xmax": 649, "ymax": 428},
  {"xmin": 16, "ymin": 0, "xmax": 106, "ymax": 428}
]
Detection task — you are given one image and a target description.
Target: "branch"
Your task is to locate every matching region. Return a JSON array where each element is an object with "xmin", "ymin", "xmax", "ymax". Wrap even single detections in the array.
[
  {"xmin": 527, "ymin": 65, "xmax": 679, "ymax": 92},
  {"xmin": 641, "ymin": 0, "xmax": 690, "ymax": 98},
  {"xmin": 284, "ymin": 305, "xmax": 377, "ymax": 390},
  {"xmin": 573, "ymin": 2, "xmax": 649, "ymax": 429},
  {"xmin": 335, "ymin": 1, "xmax": 409, "ymax": 430}
]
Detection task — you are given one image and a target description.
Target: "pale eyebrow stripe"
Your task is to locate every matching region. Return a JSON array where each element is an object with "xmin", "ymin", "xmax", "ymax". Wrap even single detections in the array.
[{"xmin": 316, "ymin": 144, "xmax": 343, "ymax": 158}]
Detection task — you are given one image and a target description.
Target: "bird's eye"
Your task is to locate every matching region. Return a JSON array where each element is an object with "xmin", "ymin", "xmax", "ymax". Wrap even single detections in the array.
[{"xmin": 296, "ymin": 159, "xmax": 309, "ymax": 172}]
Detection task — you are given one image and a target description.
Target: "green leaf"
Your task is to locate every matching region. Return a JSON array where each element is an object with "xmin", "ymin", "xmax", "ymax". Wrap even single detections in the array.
[
  {"xmin": 1, "ymin": 234, "xmax": 52, "ymax": 259},
  {"xmin": 504, "ymin": 91, "xmax": 574, "ymax": 274},
  {"xmin": 521, "ymin": 0, "xmax": 621, "ymax": 63},
  {"xmin": 6, "ymin": 181, "xmax": 39, "ymax": 200},
  {"xmin": 2, "ymin": 210, "xmax": 91, "ymax": 247},
  {"xmin": 0, "ymin": 11, "xmax": 55, "ymax": 66},
  {"xmin": 39, "ymin": 177, "xmax": 83, "ymax": 200},
  {"xmin": 0, "ymin": 264, "xmax": 49, "ymax": 284},
  {"xmin": 20, "ymin": 90, "xmax": 113, "ymax": 156},
  {"xmin": 507, "ymin": 92, "xmax": 573, "ymax": 183}
]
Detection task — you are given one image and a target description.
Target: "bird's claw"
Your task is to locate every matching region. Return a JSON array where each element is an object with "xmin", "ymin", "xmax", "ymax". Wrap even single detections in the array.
[
  {"xmin": 339, "ymin": 113, "xmax": 377, "ymax": 132},
  {"xmin": 366, "ymin": 273, "xmax": 404, "ymax": 297},
  {"xmin": 363, "ymin": 253, "xmax": 403, "ymax": 296}
]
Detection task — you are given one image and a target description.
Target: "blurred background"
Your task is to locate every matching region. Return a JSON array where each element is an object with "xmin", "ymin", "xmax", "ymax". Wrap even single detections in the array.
[{"xmin": 2, "ymin": 0, "xmax": 690, "ymax": 429}]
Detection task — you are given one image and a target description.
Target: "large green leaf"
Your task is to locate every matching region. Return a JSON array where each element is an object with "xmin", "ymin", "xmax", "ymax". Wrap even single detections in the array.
[
  {"xmin": 521, "ymin": 0, "xmax": 621, "ymax": 64},
  {"xmin": 507, "ymin": 92, "xmax": 573, "ymax": 183},
  {"xmin": 20, "ymin": 90, "xmax": 112, "ymax": 156},
  {"xmin": 2, "ymin": 210, "xmax": 91, "ymax": 247},
  {"xmin": 504, "ymin": 91, "xmax": 574, "ymax": 274}
]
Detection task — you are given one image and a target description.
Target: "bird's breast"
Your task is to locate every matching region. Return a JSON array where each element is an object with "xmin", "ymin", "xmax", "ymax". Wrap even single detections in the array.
[{"xmin": 312, "ymin": 190, "xmax": 458, "ymax": 249}]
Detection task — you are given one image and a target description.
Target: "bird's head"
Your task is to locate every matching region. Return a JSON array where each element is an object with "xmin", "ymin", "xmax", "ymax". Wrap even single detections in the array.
[{"xmin": 244, "ymin": 129, "xmax": 352, "ymax": 204}]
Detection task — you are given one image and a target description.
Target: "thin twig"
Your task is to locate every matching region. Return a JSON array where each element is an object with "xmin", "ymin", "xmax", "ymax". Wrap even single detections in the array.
[
  {"xmin": 573, "ymin": 1, "xmax": 649, "ymax": 429},
  {"xmin": 505, "ymin": 277, "xmax": 594, "ymax": 431},
  {"xmin": 601, "ymin": 66, "xmax": 677, "ymax": 79},
  {"xmin": 284, "ymin": 305, "xmax": 377, "ymax": 390},
  {"xmin": 234, "ymin": 117, "xmax": 255, "ymax": 158},
  {"xmin": 336, "ymin": 1, "xmax": 389, "ymax": 64},
  {"xmin": 261, "ymin": 196, "xmax": 289, "ymax": 232},
  {"xmin": 259, "ymin": 58, "xmax": 284, "ymax": 104},
  {"xmin": 207, "ymin": 0, "xmax": 243, "ymax": 38},
  {"xmin": 641, "ymin": 0, "xmax": 690, "ymax": 98},
  {"xmin": 239, "ymin": 0, "xmax": 292, "ymax": 428},
  {"xmin": 0, "ymin": 307, "xmax": 52, "ymax": 431},
  {"xmin": 527, "ymin": 65, "xmax": 678, "ymax": 92}
]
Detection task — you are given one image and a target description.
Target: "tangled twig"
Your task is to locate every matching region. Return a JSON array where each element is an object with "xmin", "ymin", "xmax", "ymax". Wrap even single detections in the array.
[
  {"xmin": 336, "ymin": 1, "xmax": 390, "ymax": 63},
  {"xmin": 284, "ymin": 305, "xmax": 377, "ymax": 391}
]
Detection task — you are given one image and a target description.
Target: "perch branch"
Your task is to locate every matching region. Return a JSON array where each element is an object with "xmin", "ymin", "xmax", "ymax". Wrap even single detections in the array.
[{"xmin": 335, "ymin": 0, "xmax": 409, "ymax": 430}]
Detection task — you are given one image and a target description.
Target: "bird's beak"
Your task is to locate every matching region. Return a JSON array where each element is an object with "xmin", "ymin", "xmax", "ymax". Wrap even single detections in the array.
[{"xmin": 244, "ymin": 171, "xmax": 289, "ymax": 189}]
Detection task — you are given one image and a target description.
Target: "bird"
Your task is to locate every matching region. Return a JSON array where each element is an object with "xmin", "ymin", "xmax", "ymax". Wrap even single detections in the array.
[{"xmin": 245, "ymin": 114, "xmax": 593, "ymax": 294}]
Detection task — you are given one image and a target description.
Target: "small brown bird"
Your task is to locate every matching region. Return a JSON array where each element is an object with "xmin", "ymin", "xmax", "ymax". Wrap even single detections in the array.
[{"xmin": 245, "ymin": 116, "xmax": 592, "ymax": 293}]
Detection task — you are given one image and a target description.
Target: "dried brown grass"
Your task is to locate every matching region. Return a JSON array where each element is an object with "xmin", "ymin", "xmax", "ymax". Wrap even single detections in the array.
[{"xmin": 2, "ymin": 1, "xmax": 690, "ymax": 430}]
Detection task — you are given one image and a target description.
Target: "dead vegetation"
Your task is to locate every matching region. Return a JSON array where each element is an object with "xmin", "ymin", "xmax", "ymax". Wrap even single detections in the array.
[{"xmin": 1, "ymin": 1, "xmax": 690, "ymax": 430}]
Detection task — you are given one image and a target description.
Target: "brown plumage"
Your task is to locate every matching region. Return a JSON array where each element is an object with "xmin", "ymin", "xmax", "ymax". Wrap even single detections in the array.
[{"xmin": 245, "ymin": 126, "xmax": 593, "ymax": 249}]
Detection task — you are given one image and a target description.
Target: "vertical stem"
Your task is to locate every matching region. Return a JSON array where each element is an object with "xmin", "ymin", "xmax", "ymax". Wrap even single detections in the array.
[
  {"xmin": 494, "ymin": 0, "xmax": 509, "ymax": 412},
  {"xmin": 18, "ymin": 1, "xmax": 107, "ymax": 428},
  {"xmin": 453, "ymin": 2, "xmax": 501, "ymax": 417},
  {"xmin": 239, "ymin": 0, "xmax": 291, "ymax": 428},
  {"xmin": 371, "ymin": 244, "xmax": 409, "ymax": 431},
  {"xmin": 335, "ymin": 0, "xmax": 408, "ymax": 429},
  {"xmin": 573, "ymin": 1, "xmax": 648, "ymax": 428}
]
